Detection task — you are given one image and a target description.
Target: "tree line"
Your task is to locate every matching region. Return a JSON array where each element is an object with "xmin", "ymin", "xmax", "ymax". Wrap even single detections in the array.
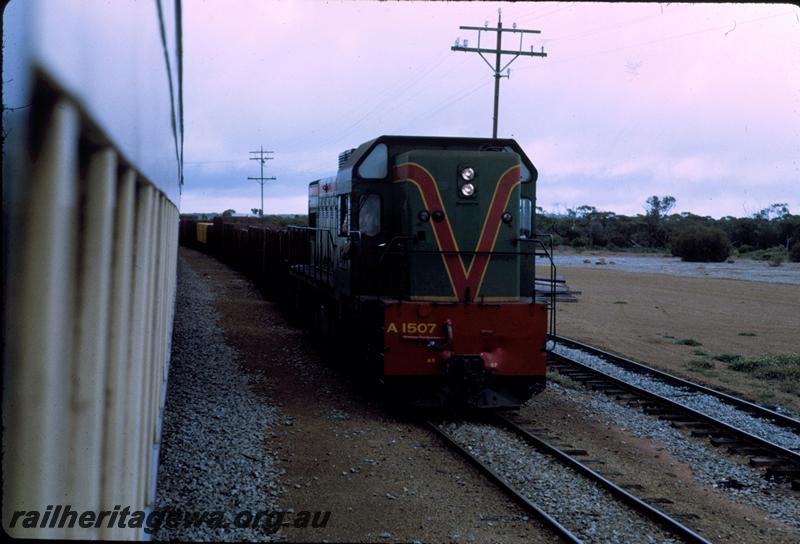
[{"xmin": 536, "ymin": 197, "xmax": 800, "ymax": 262}]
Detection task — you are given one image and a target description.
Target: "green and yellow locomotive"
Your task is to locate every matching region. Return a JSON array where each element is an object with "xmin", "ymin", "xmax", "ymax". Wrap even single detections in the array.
[{"xmin": 287, "ymin": 135, "xmax": 554, "ymax": 408}]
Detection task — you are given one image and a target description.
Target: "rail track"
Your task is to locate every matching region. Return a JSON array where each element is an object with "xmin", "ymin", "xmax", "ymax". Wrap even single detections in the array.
[
  {"xmin": 549, "ymin": 335, "xmax": 800, "ymax": 489},
  {"xmin": 426, "ymin": 415, "xmax": 710, "ymax": 544}
]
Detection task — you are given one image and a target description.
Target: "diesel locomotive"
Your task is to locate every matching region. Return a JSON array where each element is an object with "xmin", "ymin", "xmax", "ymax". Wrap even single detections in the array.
[{"xmin": 183, "ymin": 135, "xmax": 556, "ymax": 408}]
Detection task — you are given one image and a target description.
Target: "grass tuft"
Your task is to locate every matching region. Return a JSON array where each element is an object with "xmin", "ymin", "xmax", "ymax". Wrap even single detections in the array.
[
  {"xmin": 674, "ymin": 338, "xmax": 703, "ymax": 346},
  {"xmin": 737, "ymin": 332, "xmax": 757, "ymax": 337},
  {"xmin": 687, "ymin": 359, "xmax": 715, "ymax": 371},
  {"xmin": 713, "ymin": 353, "xmax": 742, "ymax": 364},
  {"xmin": 613, "ymin": 300, "xmax": 628, "ymax": 304},
  {"xmin": 693, "ymin": 349, "xmax": 710, "ymax": 357}
]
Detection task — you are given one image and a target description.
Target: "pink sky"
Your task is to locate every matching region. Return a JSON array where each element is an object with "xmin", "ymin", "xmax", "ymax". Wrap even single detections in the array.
[{"xmin": 181, "ymin": 2, "xmax": 800, "ymax": 218}]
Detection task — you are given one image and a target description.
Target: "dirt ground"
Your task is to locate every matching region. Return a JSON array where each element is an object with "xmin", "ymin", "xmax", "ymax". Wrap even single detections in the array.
[
  {"xmin": 541, "ymin": 265, "xmax": 800, "ymax": 415},
  {"xmin": 518, "ymin": 388, "xmax": 799, "ymax": 544},
  {"xmin": 185, "ymin": 249, "xmax": 558, "ymax": 543},
  {"xmin": 179, "ymin": 247, "xmax": 798, "ymax": 542}
]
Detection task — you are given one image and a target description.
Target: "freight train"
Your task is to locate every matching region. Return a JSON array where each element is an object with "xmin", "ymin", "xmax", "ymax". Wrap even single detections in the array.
[{"xmin": 181, "ymin": 135, "xmax": 556, "ymax": 409}]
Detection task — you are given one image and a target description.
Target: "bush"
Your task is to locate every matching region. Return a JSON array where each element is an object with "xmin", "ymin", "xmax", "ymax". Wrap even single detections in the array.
[
  {"xmin": 671, "ymin": 226, "xmax": 730, "ymax": 262},
  {"xmin": 768, "ymin": 254, "xmax": 784, "ymax": 267},
  {"xmin": 790, "ymin": 243, "xmax": 800, "ymax": 263},
  {"xmin": 737, "ymin": 244, "xmax": 754, "ymax": 254},
  {"xmin": 571, "ymin": 238, "xmax": 588, "ymax": 248}
]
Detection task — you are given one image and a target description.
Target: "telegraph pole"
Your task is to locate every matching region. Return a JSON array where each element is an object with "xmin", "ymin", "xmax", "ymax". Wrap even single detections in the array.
[
  {"xmin": 248, "ymin": 146, "xmax": 275, "ymax": 216},
  {"xmin": 452, "ymin": 9, "xmax": 547, "ymax": 138}
]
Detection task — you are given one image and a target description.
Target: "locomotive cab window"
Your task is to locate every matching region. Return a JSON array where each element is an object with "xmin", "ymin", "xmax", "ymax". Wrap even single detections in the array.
[
  {"xmin": 358, "ymin": 193, "xmax": 381, "ymax": 237},
  {"xmin": 339, "ymin": 194, "xmax": 350, "ymax": 236},
  {"xmin": 357, "ymin": 143, "xmax": 388, "ymax": 179}
]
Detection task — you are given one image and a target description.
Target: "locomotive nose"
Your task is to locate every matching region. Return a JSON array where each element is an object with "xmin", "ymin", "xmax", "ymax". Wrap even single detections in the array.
[{"xmin": 392, "ymin": 149, "xmax": 523, "ymax": 303}]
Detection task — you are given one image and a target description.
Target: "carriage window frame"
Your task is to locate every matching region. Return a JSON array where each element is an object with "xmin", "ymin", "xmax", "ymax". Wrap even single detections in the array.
[
  {"xmin": 357, "ymin": 193, "xmax": 381, "ymax": 238},
  {"xmin": 338, "ymin": 194, "xmax": 350, "ymax": 236},
  {"xmin": 519, "ymin": 197, "xmax": 533, "ymax": 238}
]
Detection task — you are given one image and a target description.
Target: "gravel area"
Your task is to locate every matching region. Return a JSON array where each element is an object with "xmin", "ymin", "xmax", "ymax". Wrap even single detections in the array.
[
  {"xmin": 543, "ymin": 381, "xmax": 800, "ymax": 530},
  {"xmin": 552, "ymin": 344, "xmax": 800, "ymax": 452},
  {"xmin": 152, "ymin": 257, "xmax": 283, "ymax": 541},
  {"xmin": 441, "ymin": 421, "xmax": 684, "ymax": 544},
  {"xmin": 553, "ymin": 254, "xmax": 800, "ymax": 285}
]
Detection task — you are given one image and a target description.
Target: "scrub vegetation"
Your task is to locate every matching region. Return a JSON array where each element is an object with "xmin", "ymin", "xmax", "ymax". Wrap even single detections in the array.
[
  {"xmin": 728, "ymin": 354, "xmax": 800, "ymax": 386},
  {"xmin": 691, "ymin": 351, "xmax": 800, "ymax": 393},
  {"xmin": 538, "ymin": 198, "xmax": 800, "ymax": 263}
]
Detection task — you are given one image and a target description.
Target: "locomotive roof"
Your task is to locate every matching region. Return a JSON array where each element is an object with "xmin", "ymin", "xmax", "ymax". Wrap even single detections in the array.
[{"xmin": 338, "ymin": 135, "xmax": 537, "ymax": 182}]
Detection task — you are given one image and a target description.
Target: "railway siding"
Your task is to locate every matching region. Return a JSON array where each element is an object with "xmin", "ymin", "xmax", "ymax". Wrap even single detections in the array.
[
  {"xmin": 551, "ymin": 344, "xmax": 800, "ymax": 453},
  {"xmin": 543, "ymin": 380, "xmax": 800, "ymax": 532},
  {"xmin": 438, "ymin": 420, "xmax": 693, "ymax": 543}
]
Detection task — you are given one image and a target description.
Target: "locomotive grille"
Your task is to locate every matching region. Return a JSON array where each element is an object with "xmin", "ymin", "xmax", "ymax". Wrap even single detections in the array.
[{"xmin": 338, "ymin": 148, "xmax": 356, "ymax": 169}]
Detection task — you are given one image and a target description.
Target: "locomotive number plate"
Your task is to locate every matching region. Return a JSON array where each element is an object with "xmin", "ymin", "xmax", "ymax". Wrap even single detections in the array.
[{"xmin": 386, "ymin": 322, "xmax": 438, "ymax": 335}]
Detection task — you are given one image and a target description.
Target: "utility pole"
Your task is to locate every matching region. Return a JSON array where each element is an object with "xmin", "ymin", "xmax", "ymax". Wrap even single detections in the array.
[
  {"xmin": 248, "ymin": 146, "xmax": 275, "ymax": 216},
  {"xmin": 452, "ymin": 9, "xmax": 547, "ymax": 138}
]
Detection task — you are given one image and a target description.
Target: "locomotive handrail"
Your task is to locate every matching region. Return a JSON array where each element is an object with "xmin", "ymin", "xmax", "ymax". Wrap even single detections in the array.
[
  {"xmin": 382, "ymin": 236, "xmax": 557, "ymax": 337},
  {"xmin": 287, "ymin": 225, "xmax": 338, "ymax": 285},
  {"xmin": 376, "ymin": 236, "xmax": 416, "ymax": 265},
  {"xmin": 384, "ymin": 247, "xmax": 540, "ymax": 294},
  {"xmin": 287, "ymin": 224, "xmax": 338, "ymax": 247},
  {"xmin": 531, "ymin": 233, "xmax": 558, "ymax": 337}
]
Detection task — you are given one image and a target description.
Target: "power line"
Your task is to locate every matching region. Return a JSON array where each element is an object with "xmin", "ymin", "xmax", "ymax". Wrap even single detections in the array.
[
  {"xmin": 452, "ymin": 8, "xmax": 547, "ymax": 138},
  {"xmin": 391, "ymin": 77, "xmax": 492, "ymax": 134},
  {"xmin": 248, "ymin": 146, "xmax": 276, "ymax": 216},
  {"xmin": 513, "ymin": 8, "xmax": 794, "ymax": 72}
]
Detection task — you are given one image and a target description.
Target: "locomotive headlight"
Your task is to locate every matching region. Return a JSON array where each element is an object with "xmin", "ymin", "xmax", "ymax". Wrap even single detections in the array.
[
  {"xmin": 460, "ymin": 167, "xmax": 475, "ymax": 181},
  {"xmin": 501, "ymin": 211, "xmax": 513, "ymax": 224},
  {"xmin": 460, "ymin": 182, "xmax": 475, "ymax": 197},
  {"xmin": 418, "ymin": 210, "xmax": 430, "ymax": 222}
]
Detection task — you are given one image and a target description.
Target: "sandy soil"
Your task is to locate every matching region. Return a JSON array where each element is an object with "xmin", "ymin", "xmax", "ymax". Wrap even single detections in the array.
[
  {"xmin": 184, "ymin": 249, "xmax": 557, "ymax": 543},
  {"xmin": 541, "ymin": 265, "xmax": 800, "ymax": 415}
]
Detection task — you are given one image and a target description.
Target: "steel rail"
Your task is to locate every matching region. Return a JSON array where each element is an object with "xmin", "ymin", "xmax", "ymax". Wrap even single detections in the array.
[
  {"xmin": 550, "ymin": 334, "xmax": 800, "ymax": 431},
  {"xmin": 490, "ymin": 413, "xmax": 712, "ymax": 544},
  {"xmin": 424, "ymin": 420, "xmax": 582, "ymax": 544},
  {"xmin": 548, "ymin": 351, "xmax": 800, "ymax": 467}
]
